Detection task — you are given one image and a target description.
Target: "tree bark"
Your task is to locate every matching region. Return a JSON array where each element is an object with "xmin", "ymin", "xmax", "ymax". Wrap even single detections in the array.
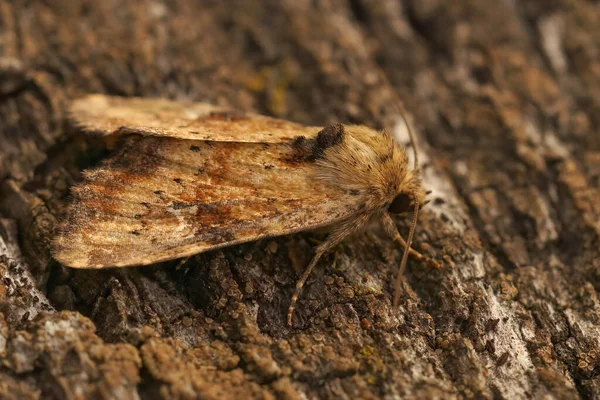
[{"xmin": 1, "ymin": 1, "xmax": 599, "ymax": 399}]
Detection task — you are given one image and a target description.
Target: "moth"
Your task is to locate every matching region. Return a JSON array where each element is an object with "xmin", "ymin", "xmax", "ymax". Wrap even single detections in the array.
[{"xmin": 53, "ymin": 94, "xmax": 439, "ymax": 325}]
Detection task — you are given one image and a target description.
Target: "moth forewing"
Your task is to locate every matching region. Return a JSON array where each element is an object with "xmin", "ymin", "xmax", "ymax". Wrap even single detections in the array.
[
  {"xmin": 53, "ymin": 134, "xmax": 359, "ymax": 268},
  {"xmin": 55, "ymin": 94, "xmax": 436, "ymax": 326},
  {"xmin": 68, "ymin": 94, "xmax": 322, "ymax": 143}
]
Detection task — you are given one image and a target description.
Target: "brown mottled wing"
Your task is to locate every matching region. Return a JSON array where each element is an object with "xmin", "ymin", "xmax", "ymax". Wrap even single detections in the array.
[
  {"xmin": 53, "ymin": 135, "xmax": 357, "ymax": 268},
  {"xmin": 69, "ymin": 94, "xmax": 321, "ymax": 143}
]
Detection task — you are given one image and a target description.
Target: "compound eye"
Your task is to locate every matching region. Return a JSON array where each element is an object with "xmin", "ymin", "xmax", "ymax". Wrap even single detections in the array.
[{"xmin": 388, "ymin": 193, "xmax": 413, "ymax": 214}]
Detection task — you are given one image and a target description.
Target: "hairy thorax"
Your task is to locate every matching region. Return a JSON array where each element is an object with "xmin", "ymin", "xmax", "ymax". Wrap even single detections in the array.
[{"xmin": 314, "ymin": 124, "xmax": 426, "ymax": 213}]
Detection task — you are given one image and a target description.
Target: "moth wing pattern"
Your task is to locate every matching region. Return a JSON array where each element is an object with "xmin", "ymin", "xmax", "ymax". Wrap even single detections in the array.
[
  {"xmin": 53, "ymin": 134, "xmax": 359, "ymax": 268},
  {"xmin": 69, "ymin": 94, "xmax": 322, "ymax": 143}
]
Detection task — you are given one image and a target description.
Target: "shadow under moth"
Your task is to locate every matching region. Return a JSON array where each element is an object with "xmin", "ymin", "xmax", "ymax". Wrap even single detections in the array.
[{"xmin": 53, "ymin": 94, "xmax": 439, "ymax": 325}]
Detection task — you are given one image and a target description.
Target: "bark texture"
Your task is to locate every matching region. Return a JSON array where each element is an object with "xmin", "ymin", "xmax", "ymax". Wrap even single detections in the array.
[{"xmin": 1, "ymin": 1, "xmax": 599, "ymax": 399}]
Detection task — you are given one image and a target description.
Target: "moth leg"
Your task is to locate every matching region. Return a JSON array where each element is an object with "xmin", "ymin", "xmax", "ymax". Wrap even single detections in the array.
[
  {"xmin": 287, "ymin": 244, "xmax": 328, "ymax": 327},
  {"xmin": 175, "ymin": 256, "xmax": 190, "ymax": 270},
  {"xmin": 380, "ymin": 213, "xmax": 441, "ymax": 270},
  {"xmin": 288, "ymin": 215, "xmax": 370, "ymax": 326}
]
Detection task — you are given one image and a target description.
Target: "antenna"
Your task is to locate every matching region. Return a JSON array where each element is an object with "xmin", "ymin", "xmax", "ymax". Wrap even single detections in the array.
[
  {"xmin": 393, "ymin": 202, "xmax": 419, "ymax": 307},
  {"xmin": 375, "ymin": 67, "xmax": 422, "ymax": 308},
  {"xmin": 375, "ymin": 67, "xmax": 419, "ymax": 169},
  {"xmin": 399, "ymin": 104, "xmax": 419, "ymax": 170}
]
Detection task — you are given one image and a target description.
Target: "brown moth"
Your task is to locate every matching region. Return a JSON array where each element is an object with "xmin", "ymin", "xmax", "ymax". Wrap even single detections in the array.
[{"xmin": 53, "ymin": 94, "xmax": 439, "ymax": 326}]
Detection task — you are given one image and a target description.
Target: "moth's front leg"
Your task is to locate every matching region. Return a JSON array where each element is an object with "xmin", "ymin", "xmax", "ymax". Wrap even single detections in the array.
[
  {"xmin": 379, "ymin": 213, "xmax": 441, "ymax": 270},
  {"xmin": 288, "ymin": 213, "xmax": 371, "ymax": 327}
]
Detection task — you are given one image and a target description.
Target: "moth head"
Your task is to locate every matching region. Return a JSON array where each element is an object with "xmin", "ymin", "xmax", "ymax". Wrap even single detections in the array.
[
  {"xmin": 387, "ymin": 177, "xmax": 430, "ymax": 215},
  {"xmin": 387, "ymin": 192, "xmax": 416, "ymax": 215}
]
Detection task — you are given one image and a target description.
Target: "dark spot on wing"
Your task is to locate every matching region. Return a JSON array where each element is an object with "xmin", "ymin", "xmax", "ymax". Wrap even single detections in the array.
[
  {"xmin": 201, "ymin": 227, "xmax": 237, "ymax": 244},
  {"xmin": 287, "ymin": 124, "xmax": 345, "ymax": 162},
  {"xmin": 281, "ymin": 135, "xmax": 314, "ymax": 165},
  {"xmin": 349, "ymin": 189, "xmax": 360, "ymax": 196},
  {"xmin": 292, "ymin": 136, "xmax": 309, "ymax": 151},
  {"xmin": 173, "ymin": 178, "xmax": 182, "ymax": 184},
  {"xmin": 172, "ymin": 201, "xmax": 193, "ymax": 210},
  {"xmin": 190, "ymin": 145, "xmax": 201, "ymax": 152},
  {"xmin": 314, "ymin": 123, "xmax": 344, "ymax": 156},
  {"xmin": 153, "ymin": 190, "xmax": 168, "ymax": 201},
  {"xmin": 264, "ymin": 163, "xmax": 275, "ymax": 170},
  {"xmin": 130, "ymin": 230, "xmax": 141, "ymax": 235}
]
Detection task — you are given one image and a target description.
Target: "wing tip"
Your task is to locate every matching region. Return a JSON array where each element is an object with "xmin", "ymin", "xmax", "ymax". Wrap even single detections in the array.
[
  {"xmin": 51, "ymin": 233, "xmax": 156, "ymax": 269},
  {"xmin": 69, "ymin": 93, "xmax": 109, "ymax": 116},
  {"xmin": 51, "ymin": 236, "xmax": 87, "ymax": 269},
  {"xmin": 51, "ymin": 225, "xmax": 103, "ymax": 269},
  {"xmin": 68, "ymin": 93, "xmax": 118, "ymax": 136}
]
